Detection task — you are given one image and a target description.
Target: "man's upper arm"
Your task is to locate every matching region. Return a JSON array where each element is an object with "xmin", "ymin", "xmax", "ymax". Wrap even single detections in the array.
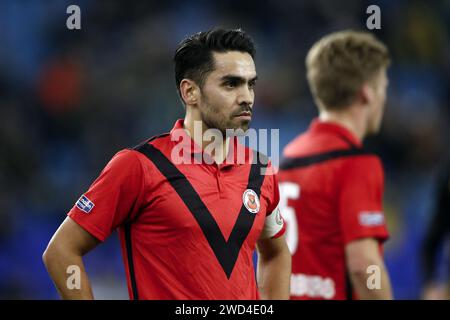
[
  {"xmin": 46, "ymin": 217, "xmax": 101, "ymax": 256},
  {"xmin": 345, "ymin": 237, "xmax": 382, "ymax": 272},
  {"xmin": 257, "ymin": 234, "xmax": 289, "ymax": 259}
]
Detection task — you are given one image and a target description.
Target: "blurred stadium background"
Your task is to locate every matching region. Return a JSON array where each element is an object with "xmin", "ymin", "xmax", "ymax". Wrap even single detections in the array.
[{"xmin": 0, "ymin": 0, "xmax": 449, "ymax": 299}]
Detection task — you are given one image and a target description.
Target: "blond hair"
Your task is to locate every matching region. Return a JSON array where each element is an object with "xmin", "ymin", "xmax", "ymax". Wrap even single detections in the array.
[{"xmin": 306, "ymin": 30, "xmax": 390, "ymax": 110}]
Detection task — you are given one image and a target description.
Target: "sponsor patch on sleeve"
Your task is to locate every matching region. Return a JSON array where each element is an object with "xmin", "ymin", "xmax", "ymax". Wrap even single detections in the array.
[
  {"xmin": 358, "ymin": 211, "xmax": 385, "ymax": 226},
  {"xmin": 75, "ymin": 194, "xmax": 95, "ymax": 213}
]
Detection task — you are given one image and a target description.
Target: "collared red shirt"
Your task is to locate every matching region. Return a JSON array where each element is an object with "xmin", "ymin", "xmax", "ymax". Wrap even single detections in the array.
[{"xmin": 68, "ymin": 119, "xmax": 285, "ymax": 300}]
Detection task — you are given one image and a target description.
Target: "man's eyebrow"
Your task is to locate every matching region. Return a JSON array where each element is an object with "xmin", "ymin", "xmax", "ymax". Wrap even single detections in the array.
[{"xmin": 220, "ymin": 75, "xmax": 258, "ymax": 83}]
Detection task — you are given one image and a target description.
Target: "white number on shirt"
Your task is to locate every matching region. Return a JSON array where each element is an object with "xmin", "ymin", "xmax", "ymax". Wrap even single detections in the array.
[{"xmin": 279, "ymin": 182, "xmax": 300, "ymax": 255}]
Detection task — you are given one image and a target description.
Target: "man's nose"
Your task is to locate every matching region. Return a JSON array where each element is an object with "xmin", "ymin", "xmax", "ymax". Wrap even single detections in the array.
[{"xmin": 237, "ymin": 86, "xmax": 254, "ymax": 106}]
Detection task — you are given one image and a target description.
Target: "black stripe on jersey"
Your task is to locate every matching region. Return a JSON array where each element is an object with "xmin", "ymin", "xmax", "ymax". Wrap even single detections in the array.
[
  {"xmin": 280, "ymin": 148, "xmax": 371, "ymax": 170},
  {"xmin": 134, "ymin": 142, "xmax": 268, "ymax": 279},
  {"xmin": 124, "ymin": 223, "xmax": 139, "ymax": 300},
  {"xmin": 131, "ymin": 133, "xmax": 170, "ymax": 150}
]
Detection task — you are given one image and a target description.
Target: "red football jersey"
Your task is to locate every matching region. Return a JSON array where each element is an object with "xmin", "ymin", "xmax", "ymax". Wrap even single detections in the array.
[
  {"xmin": 279, "ymin": 119, "xmax": 389, "ymax": 300},
  {"xmin": 68, "ymin": 120, "xmax": 285, "ymax": 300}
]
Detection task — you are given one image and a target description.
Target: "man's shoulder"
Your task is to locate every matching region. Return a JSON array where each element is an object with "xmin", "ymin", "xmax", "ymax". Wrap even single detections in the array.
[
  {"xmin": 105, "ymin": 133, "xmax": 172, "ymax": 171},
  {"xmin": 280, "ymin": 132, "xmax": 382, "ymax": 174},
  {"xmin": 338, "ymin": 152, "xmax": 384, "ymax": 182},
  {"xmin": 282, "ymin": 129, "xmax": 351, "ymax": 159},
  {"xmin": 130, "ymin": 133, "xmax": 172, "ymax": 151}
]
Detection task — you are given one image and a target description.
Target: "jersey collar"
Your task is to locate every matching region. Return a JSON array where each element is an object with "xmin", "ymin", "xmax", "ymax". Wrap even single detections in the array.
[
  {"xmin": 309, "ymin": 118, "xmax": 362, "ymax": 148},
  {"xmin": 169, "ymin": 119, "xmax": 247, "ymax": 167}
]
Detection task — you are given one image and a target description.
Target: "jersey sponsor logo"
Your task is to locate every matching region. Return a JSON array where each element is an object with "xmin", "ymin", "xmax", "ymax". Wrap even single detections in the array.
[
  {"xmin": 358, "ymin": 211, "xmax": 385, "ymax": 226},
  {"xmin": 242, "ymin": 189, "xmax": 260, "ymax": 214},
  {"xmin": 75, "ymin": 194, "xmax": 95, "ymax": 213},
  {"xmin": 290, "ymin": 273, "xmax": 335, "ymax": 299}
]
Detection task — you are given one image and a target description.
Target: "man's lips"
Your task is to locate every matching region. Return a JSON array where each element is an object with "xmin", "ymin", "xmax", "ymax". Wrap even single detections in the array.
[{"xmin": 235, "ymin": 111, "xmax": 252, "ymax": 117}]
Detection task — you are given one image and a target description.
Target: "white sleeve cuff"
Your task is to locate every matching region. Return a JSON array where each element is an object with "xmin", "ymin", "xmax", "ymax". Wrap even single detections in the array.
[{"xmin": 260, "ymin": 204, "xmax": 285, "ymax": 239}]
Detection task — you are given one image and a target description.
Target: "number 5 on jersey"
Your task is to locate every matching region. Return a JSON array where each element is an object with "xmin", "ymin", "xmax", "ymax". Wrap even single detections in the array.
[{"xmin": 279, "ymin": 182, "xmax": 300, "ymax": 255}]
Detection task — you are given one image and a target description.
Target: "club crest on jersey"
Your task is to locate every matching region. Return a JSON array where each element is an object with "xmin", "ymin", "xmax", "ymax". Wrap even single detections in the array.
[
  {"xmin": 275, "ymin": 207, "xmax": 283, "ymax": 225},
  {"xmin": 243, "ymin": 189, "xmax": 260, "ymax": 214},
  {"xmin": 76, "ymin": 194, "xmax": 95, "ymax": 213}
]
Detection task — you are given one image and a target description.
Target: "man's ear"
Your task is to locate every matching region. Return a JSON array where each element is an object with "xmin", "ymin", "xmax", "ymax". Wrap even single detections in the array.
[
  {"xmin": 180, "ymin": 79, "xmax": 199, "ymax": 106},
  {"xmin": 359, "ymin": 83, "xmax": 373, "ymax": 106}
]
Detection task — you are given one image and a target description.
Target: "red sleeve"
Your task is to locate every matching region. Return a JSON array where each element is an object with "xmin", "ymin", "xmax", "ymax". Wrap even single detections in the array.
[
  {"xmin": 266, "ymin": 170, "xmax": 280, "ymax": 215},
  {"xmin": 338, "ymin": 156, "xmax": 389, "ymax": 245},
  {"xmin": 68, "ymin": 149, "xmax": 145, "ymax": 241}
]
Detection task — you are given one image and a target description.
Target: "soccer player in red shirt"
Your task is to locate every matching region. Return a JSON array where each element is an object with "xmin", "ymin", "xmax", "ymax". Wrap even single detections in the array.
[
  {"xmin": 279, "ymin": 31, "xmax": 393, "ymax": 300},
  {"xmin": 43, "ymin": 29, "xmax": 291, "ymax": 300}
]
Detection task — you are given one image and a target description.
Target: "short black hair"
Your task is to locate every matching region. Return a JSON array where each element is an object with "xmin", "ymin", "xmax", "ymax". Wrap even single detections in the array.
[{"xmin": 174, "ymin": 28, "xmax": 256, "ymax": 98}]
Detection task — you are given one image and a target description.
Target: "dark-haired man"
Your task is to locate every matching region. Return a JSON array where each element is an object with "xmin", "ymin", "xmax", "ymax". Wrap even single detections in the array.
[
  {"xmin": 279, "ymin": 31, "xmax": 393, "ymax": 300},
  {"xmin": 43, "ymin": 28, "xmax": 290, "ymax": 300}
]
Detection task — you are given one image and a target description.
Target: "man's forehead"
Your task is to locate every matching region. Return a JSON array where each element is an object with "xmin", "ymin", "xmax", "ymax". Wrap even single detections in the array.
[{"xmin": 211, "ymin": 51, "xmax": 256, "ymax": 78}]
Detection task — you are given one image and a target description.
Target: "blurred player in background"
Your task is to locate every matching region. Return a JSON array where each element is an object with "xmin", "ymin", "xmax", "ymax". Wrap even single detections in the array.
[
  {"xmin": 422, "ymin": 158, "xmax": 450, "ymax": 300},
  {"xmin": 43, "ymin": 28, "xmax": 290, "ymax": 300},
  {"xmin": 279, "ymin": 31, "xmax": 393, "ymax": 300}
]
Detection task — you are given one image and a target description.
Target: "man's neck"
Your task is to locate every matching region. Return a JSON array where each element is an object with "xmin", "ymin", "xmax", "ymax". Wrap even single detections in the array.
[
  {"xmin": 183, "ymin": 115, "xmax": 230, "ymax": 164},
  {"xmin": 318, "ymin": 109, "xmax": 366, "ymax": 142}
]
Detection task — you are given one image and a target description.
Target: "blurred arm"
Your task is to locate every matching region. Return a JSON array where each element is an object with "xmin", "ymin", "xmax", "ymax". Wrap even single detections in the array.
[
  {"xmin": 421, "ymin": 167, "xmax": 450, "ymax": 299},
  {"xmin": 345, "ymin": 238, "xmax": 393, "ymax": 300},
  {"xmin": 43, "ymin": 217, "xmax": 100, "ymax": 299},
  {"xmin": 256, "ymin": 234, "xmax": 291, "ymax": 300}
]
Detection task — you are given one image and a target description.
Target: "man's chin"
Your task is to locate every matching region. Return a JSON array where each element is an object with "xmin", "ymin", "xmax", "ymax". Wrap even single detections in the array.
[
  {"xmin": 219, "ymin": 119, "xmax": 251, "ymax": 135},
  {"xmin": 234, "ymin": 121, "xmax": 251, "ymax": 134}
]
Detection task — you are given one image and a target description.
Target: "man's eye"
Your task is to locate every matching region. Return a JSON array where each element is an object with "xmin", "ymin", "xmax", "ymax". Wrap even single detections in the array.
[
  {"xmin": 225, "ymin": 82, "xmax": 237, "ymax": 88},
  {"xmin": 248, "ymin": 81, "xmax": 256, "ymax": 89}
]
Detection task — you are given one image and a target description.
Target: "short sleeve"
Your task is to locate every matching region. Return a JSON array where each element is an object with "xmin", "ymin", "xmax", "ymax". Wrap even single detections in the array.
[
  {"xmin": 260, "ymin": 171, "xmax": 286, "ymax": 239},
  {"xmin": 68, "ymin": 149, "xmax": 145, "ymax": 241},
  {"xmin": 338, "ymin": 156, "xmax": 389, "ymax": 245}
]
